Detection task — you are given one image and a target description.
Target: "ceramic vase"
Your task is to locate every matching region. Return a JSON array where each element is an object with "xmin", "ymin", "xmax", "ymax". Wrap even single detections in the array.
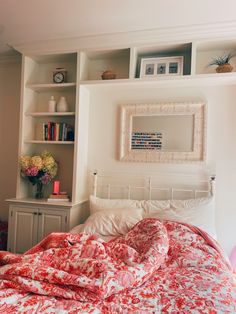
[
  {"xmin": 48, "ymin": 96, "xmax": 56, "ymax": 112},
  {"xmin": 57, "ymin": 96, "xmax": 68, "ymax": 112}
]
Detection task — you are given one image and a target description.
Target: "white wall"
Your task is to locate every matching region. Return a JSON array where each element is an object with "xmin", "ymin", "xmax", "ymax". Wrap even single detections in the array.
[
  {"xmin": 0, "ymin": 59, "xmax": 21, "ymax": 220},
  {"xmin": 87, "ymin": 84, "xmax": 236, "ymax": 256}
]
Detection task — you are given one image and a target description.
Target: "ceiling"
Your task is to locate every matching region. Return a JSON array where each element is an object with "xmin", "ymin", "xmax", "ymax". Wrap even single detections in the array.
[{"xmin": 1, "ymin": 0, "xmax": 236, "ymax": 56}]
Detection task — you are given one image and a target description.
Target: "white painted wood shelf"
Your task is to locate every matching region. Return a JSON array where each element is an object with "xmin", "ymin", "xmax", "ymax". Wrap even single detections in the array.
[
  {"xmin": 26, "ymin": 82, "xmax": 76, "ymax": 92},
  {"xmin": 24, "ymin": 140, "xmax": 74, "ymax": 144},
  {"xmin": 80, "ymin": 72, "xmax": 236, "ymax": 89},
  {"xmin": 25, "ymin": 112, "xmax": 75, "ymax": 117}
]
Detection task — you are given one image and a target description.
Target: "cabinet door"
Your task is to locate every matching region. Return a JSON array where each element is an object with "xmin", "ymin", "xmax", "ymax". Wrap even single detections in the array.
[
  {"xmin": 37, "ymin": 209, "xmax": 67, "ymax": 242},
  {"xmin": 8, "ymin": 206, "xmax": 38, "ymax": 253}
]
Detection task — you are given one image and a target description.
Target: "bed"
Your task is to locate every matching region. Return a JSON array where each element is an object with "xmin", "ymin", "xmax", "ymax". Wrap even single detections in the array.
[{"xmin": 0, "ymin": 173, "xmax": 235, "ymax": 313}]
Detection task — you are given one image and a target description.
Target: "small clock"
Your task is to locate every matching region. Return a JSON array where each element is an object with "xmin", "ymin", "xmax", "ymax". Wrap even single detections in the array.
[{"xmin": 53, "ymin": 68, "xmax": 67, "ymax": 84}]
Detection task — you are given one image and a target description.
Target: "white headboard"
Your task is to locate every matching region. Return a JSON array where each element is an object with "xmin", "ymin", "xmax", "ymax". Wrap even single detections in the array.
[{"xmin": 92, "ymin": 172, "xmax": 215, "ymax": 200}]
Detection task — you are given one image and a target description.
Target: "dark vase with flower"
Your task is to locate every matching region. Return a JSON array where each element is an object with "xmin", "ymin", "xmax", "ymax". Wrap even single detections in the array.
[{"xmin": 35, "ymin": 181, "xmax": 44, "ymax": 199}]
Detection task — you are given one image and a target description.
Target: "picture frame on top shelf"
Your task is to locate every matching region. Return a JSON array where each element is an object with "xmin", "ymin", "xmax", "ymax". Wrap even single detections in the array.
[{"xmin": 140, "ymin": 56, "xmax": 183, "ymax": 78}]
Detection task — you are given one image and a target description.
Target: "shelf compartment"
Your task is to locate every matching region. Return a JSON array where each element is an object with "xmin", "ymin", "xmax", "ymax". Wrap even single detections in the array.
[
  {"xmin": 134, "ymin": 43, "xmax": 192, "ymax": 78},
  {"xmin": 79, "ymin": 48, "xmax": 130, "ymax": 81},
  {"xmin": 25, "ymin": 53, "xmax": 77, "ymax": 85},
  {"xmin": 196, "ymin": 39, "xmax": 236, "ymax": 74}
]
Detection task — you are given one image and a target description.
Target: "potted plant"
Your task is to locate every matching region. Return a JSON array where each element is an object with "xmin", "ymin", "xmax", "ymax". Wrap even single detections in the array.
[{"xmin": 208, "ymin": 52, "xmax": 235, "ymax": 73}]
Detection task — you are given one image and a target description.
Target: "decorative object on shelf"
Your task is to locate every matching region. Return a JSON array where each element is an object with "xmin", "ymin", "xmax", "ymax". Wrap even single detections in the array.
[
  {"xmin": 35, "ymin": 182, "xmax": 43, "ymax": 199},
  {"xmin": 57, "ymin": 96, "xmax": 68, "ymax": 112},
  {"xmin": 208, "ymin": 52, "xmax": 235, "ymax": 73},
  {"xmin": 140, "ymin": 56, "xmax": 183, "ymax": 78},
  {"xmin": 101, "ymin": 70, "xmax": 116, "ymax": 80},
  {"xmin": 19, "ymin": 151, "xmax": 58, "ymax": 199},
  {"xmin": 53, "ymin": 67, "xmax": 67, "ymax": 83},
  {"xmin": 47, "ymin": 192, "xmax": 69, "ymax": 202},
  {"xmin": 48, "ymin": 96, "xmax": 56, "ymax": 112},
  {"xmin": 53, "ymin": 180, "xmax": 60, "ymax": 195}
]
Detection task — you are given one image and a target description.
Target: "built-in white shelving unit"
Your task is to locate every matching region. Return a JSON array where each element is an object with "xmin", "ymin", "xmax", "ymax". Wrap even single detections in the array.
[{"xmin": 15, "ymin": 38, "xmax": 236, "ymax": 202}]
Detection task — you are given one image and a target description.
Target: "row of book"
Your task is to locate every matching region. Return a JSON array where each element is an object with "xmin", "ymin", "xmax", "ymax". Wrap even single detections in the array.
[{"xmin": 42, "ymin": 122, "xmax": 74, "ymax": 141}]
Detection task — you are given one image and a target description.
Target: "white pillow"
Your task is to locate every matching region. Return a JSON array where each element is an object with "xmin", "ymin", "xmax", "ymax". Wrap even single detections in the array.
[
  {"xmin": 90, "ymin": 195, "xmax": 144, "ymax": 215},
  {"xmin": 143, "ymin": 199, "xmax": 170, "ymax": 214},
  {"xmin": 145, "ymin": 197, "xmax": 217, "ymax": 239},
  {"xmin": 79, "ymin": 208, "xmax": 143, "ymax": 236}
]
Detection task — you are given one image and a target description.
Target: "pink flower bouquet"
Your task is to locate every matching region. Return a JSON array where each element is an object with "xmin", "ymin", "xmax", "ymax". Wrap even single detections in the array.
[{"xmin": 19, "ymin": 151, "xmax": 58, "ymax": 198}]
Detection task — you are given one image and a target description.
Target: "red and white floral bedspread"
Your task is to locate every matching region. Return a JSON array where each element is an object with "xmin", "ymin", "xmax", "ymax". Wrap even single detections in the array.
[{"xmin": 0, "ymin": 218, "xmax": 235, "ymax": 313}]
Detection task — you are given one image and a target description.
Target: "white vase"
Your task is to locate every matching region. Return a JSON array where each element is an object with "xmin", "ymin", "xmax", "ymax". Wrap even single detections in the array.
[
  {"xmin": 57, "ymin": 96, "xmax": 68, "ymax": 112},
  {"xmin": 48, "ymin": 96, "xmax": 56, "ymax": 112}
]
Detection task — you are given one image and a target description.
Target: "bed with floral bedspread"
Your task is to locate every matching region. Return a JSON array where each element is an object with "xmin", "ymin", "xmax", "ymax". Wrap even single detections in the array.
[{"xmin": 0, "ymin": 218, "xmax": 235, "ymax": 313}]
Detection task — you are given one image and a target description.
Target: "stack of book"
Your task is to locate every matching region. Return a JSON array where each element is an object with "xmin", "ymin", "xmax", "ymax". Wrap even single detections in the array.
[{"xmin": 47, "ymin": 193, "xmax": 70, "ymax": 202}]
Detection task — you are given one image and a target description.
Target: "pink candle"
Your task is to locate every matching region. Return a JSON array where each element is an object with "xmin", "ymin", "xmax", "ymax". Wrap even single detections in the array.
[{"xmin": 53, "ymin": 181, "xmax": 60, "ymax": 195}]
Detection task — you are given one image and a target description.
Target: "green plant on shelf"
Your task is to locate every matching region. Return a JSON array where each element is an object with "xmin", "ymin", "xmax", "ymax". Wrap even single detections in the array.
[
  {"xmin": 208, "ymin": 52, "xmax": 235, "ymax": 73},
  {"xmin": 208, "ymin": 52, "xmax": 235, "ymax": 66}
]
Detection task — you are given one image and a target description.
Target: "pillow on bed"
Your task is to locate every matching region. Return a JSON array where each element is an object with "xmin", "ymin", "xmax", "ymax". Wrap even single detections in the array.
[
  {"xmin": 143, "ymin": 199, "xmax": 170, "ymax": 214},
  {"xmin": 145, "ymin": 196, "xmax": 217, "ymax": 239},
  {"xmin": 79, "ymin": 208, "xmax": 143, "ymax": 236},
  {"xmin": 90, "ymin": 195, "xmax": 144, "ymax": 214}
]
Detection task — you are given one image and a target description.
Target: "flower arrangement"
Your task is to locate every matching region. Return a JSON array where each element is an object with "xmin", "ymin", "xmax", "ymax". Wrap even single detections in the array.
[{"xmin": 20, "ymin": 151, "xmax": 58, "ymax": 198}]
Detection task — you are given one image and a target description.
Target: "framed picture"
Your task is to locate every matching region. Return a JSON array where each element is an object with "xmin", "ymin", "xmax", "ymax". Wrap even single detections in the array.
[{"xmin": 140, "ymin": 56, "xmax": 183, "ymax": 78}]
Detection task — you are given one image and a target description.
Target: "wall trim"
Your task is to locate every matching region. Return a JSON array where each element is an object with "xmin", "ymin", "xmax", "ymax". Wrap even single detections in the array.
[{"xmin": 13, "ymin": 20, "xmax": 236, "ymax": 55}]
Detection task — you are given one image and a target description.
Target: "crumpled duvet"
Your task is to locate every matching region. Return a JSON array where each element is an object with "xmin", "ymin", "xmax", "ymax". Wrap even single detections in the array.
[{"xmin": 0, "ymin": 218, "xmax": 235, "ymax": 313}]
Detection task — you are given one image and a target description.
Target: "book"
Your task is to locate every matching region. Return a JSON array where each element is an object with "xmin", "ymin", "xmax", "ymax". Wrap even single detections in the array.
[{"xmin": 48, "ymin": 194, "xmax": 68, "ymax": 199}]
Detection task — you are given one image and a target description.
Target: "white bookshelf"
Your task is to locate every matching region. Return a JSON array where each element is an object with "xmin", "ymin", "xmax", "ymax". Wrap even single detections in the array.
[{"xmin": 17, "ymin": 52, "xmax": 87, "ymax": 205}]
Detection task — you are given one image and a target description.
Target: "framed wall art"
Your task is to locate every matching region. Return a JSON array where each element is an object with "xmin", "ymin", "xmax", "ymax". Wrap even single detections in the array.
[
  {"xmin": 140, "ymin": 56, "xmax": 183, "ymax": 78},
  {"xmin": 119, "ymin": 102, "xmax": 206, "ymax": 163}
]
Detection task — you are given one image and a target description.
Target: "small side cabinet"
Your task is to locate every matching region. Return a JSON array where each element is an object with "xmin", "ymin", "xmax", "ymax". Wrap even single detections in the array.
[{"xmin": 7, "ymin": 199, "xmax": 87, "ymax": 253}]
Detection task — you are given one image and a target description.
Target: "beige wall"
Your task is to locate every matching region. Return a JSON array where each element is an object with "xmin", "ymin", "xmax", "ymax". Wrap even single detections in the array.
[{"xmin": 0, "ymin": 58, "xmax": 21, "ymax": 220}]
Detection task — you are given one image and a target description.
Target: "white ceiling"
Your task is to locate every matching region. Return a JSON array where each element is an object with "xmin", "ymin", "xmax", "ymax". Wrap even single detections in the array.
[{"xmin": 1, "ymin": 0, "xmax": 236, "ymax": 55}]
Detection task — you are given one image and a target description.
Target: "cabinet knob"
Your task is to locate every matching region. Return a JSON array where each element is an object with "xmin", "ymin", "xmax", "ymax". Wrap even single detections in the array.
[
  {"xmin": 38, "ymin": 213, "xmax": 42, "ymax": 216},
  {"xmin": 34, "ymin": 212, "xmax": 37, "ymax": 215}
]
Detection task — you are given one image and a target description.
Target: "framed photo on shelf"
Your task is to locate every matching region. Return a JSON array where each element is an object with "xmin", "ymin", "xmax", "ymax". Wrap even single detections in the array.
[{"xmin": 140, "ymin": 56, "xmax": 183, "ymax": 78}]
